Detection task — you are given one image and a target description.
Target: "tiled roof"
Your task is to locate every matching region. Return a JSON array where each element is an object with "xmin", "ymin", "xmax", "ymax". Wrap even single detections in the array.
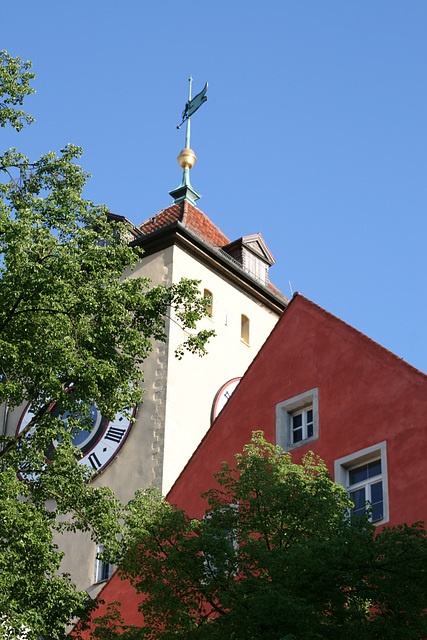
[
  {"xmin": 138, "ymin": 201, "xmax": 230, "ymax": 248},
  {"xmin": 268, "ymin": 281, "xmax": 287, "ymax": 302},
  {"xmin": 138, "ymin": 201, "xmax": 287, "ymax": 304}
]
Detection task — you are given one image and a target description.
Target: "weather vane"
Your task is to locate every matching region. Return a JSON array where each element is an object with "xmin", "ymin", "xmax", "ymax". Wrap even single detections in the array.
[
  {"xmin": 177, "ymin": 76, "xmax": 208, "ymax": 132},
  {"xmin": 169, "ymin": 76, "xmax": 208, "ymax": 206}
]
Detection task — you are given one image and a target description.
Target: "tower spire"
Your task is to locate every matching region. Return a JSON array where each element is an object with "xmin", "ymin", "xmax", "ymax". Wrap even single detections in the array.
[{"xmin": 169, "ymin": 77, "xmax": 208, "ymax": 206}]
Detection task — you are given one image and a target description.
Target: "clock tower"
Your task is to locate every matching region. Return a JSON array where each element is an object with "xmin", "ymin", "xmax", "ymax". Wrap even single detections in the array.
[{"xmin": 1, "ymin": 82, "xmax": 287, "ymax": 595}]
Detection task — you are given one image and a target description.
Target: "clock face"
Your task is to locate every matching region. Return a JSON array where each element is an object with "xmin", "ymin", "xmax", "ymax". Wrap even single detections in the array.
[
  {"xmin": 17, "ymin": 400, "xmax": 135, "ymax": 477},
  {"xmin": 211, "ymin": 377, "xmax": 241, "ymax": 423}
]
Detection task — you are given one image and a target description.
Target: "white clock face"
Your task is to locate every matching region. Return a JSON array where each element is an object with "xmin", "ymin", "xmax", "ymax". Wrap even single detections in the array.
[
  {"xmin": 17, "ymin": 400, "xmax": 135, "ymax": 477},
  {"xmin": 211, "ymin": 377, "xmax": 241, "ymax": 423}
]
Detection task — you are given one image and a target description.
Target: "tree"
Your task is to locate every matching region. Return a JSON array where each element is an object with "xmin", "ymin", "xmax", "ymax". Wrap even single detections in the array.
[
  {"xmin": 0, "ymin": 50, "xmax": 35, "ymax": 131},
  {"xmin": 0, "ymin": 51, "xmax": 214, "ymax": 639},
  {"xmin": 91, "ymin": 432, "xmax": 427, "ymax": 640}
]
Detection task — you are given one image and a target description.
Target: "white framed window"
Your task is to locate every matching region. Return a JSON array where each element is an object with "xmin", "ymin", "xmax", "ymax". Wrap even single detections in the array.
[
  {"xmin": 275, "ymin": 388, "xmax": 319, "ymax": 450},
  {"xmin": 334, "ymin": 441, "xmax": 389, "ymax": 525},
  {"xmin": 94, "ymin": 544, "xmax": 112, "ymax": 583},
  {"xmin": 291, "ymin": 407, "xmax": 314, "ymax": 443}
]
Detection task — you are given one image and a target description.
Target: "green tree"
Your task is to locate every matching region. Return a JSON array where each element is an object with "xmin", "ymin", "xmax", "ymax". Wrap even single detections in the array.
[
  {"xmin": 94, "ymin": 432, "xmax": 427, "ymax": 640},
  {"xmin": 0, "ymin": 50, "xmax": 35, "ymax": 131},
  {"xmin": 0, "ymin": 50, "xmax": 214, "ymax": 639}
]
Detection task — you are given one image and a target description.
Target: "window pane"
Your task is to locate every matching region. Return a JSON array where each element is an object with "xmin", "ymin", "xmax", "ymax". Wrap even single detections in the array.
[
  {"xmin": 293, "ymin": 429, "xmax": 303, "ymax": 443},
  {"xmin": 370, "ymin": 481, "xmax": 383, "ymax": 521},
  {"xmin": 367, "ymin": 460, "xmax": 381, "ymax": 478},
  {"xmin": 292, "ymin": 414, "xmax": 303, "ymax": 443},
  {"xmin": 349, "ymin": 464, "xmax": 368, "ymax": 485},
  {"xmin": 350, "ymin": 488, "xmax": 366, "ymax": 517},
  {"xmin": 293, "ymin": 414, "xmax": 302, "ymax": 428},
  {"xmin": 370, "ymin": 481, "xmax": 383, "ymax": 503},
  {"xmin": 306, "ymin": 409, "xmax": 313, "ymax": 438}
]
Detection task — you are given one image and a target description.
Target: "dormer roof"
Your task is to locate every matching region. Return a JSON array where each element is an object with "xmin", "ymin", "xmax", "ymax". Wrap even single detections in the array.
[
  {"xmin": 106, "ymin": 212, "xmax": 144, "ymax": 241},
  {"xmin": 222, "ymin": 234, "xmax": 275, "ymax": 266}
]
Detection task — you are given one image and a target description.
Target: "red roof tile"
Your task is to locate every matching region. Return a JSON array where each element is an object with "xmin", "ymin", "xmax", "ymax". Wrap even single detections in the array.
[
  {"xmin": 138, "ymin": 201, "xmax": 230, "ymax": 248},
  {"xmin": 138, "ymin": 201, "xmax": 287, "ymax": 303}
]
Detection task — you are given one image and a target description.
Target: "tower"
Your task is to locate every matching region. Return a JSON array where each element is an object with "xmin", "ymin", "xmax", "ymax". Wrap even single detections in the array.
[{"xmin": 3, "ymin": 79, "xmax": 287, "ymax": 596}]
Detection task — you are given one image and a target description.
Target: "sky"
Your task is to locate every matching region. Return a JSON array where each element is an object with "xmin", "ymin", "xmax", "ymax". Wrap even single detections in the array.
[{"xmin": 2, "ymin": 1, "xmax": 427, "ymax": 373}]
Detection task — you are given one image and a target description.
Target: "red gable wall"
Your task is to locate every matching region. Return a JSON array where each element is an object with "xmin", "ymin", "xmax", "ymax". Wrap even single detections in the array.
[
  {"xmin": 81, "ymin": 293, "xmax": 427, "ymax": 631},
  {"xmin": 169, "ymin": 293, "xmax": 427, "ymax": 525}
]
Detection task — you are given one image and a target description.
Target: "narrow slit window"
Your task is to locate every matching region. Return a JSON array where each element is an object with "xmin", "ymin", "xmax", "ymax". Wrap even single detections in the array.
[
  {"xmin": 241, "ymin": 314, "xmax": 250, "ymax": 345},
  {"xmin": 203, "ymin": 289, "xmax": 213, "ymax": 317}
]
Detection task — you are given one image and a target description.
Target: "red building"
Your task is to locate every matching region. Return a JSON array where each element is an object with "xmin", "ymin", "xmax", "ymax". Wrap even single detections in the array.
[{"xmin": 83, "ymin": 292, "xmax": 427, "ymax": 627}]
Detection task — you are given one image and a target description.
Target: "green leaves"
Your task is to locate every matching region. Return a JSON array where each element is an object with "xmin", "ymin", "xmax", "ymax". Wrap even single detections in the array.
[
  {"xmin": 0, "ymin": 51, "xmax": 35, "ymax": 131},
  {"xmin": 0, "ymin": 52, "xmax": 214, "ymax": 640},
  {"xmin": 100, "ymin": 433, "xmax": 427, "ymax": 640}
]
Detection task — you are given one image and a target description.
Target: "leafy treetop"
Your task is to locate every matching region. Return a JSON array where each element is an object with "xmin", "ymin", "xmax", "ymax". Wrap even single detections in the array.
[
  {"xmin": 0, "ymin": 50, "xmax": 35, "ymax": 131},
  {"xmin": 89, "ymin": 432, "xmax": 427, "ymax": 640}
]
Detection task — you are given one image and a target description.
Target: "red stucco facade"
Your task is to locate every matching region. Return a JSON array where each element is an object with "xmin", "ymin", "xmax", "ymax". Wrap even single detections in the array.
[{"xmin": 81, "ymin": 293, "xmax": 427, "ymax": 629}]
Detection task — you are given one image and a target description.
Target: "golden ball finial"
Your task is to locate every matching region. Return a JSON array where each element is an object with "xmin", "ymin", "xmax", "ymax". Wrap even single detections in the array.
[{"xmin": 177, "ymin": 148, "xmax": 197, "ymax": 170}]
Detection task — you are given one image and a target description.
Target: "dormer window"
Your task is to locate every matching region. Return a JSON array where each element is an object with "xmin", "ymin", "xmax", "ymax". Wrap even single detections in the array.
[
  {"xmin": 242, "ymin": 250, "xmax": 268, "ymax": 285},
  {"xmin": 222, "ymin": 234, "xmax": 275, "ymax": 286}
]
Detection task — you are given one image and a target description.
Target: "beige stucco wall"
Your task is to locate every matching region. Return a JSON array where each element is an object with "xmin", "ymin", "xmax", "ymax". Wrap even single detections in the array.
[
  {"xmin": 31, "ymin": 246, "xmax": 177, "ymax": 596},
  {"xmin": 162, "ymin": 243, "xmax": 279, "ymax": 494}
]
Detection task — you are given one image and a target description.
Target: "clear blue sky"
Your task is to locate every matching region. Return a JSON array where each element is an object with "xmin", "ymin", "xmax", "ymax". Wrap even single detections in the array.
[{"xmin": 2, "ymin": 1, "xmax": 427, "ymax": 372}]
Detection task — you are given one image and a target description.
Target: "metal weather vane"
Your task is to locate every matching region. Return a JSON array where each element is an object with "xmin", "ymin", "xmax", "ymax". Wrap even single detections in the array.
[
  {"xmin": 177, "ymin": 76, "xmax": 208, "ymax": 130},
  {"xmin": 169, "ymin": 76, "xmax": 208, "ymax": 206}
]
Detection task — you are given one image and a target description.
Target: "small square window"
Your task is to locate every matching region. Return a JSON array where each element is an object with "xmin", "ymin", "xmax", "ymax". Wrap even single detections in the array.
[
  {"xmin": 276, "ymin": 389, "xmax": 319, "ymax": 451},
  {"xmin": 292, "ymin": 408, "xmax": 314, "ymax": 443},
  {"xmin": 334, "ymin": 442, "xmax": 389, "ymax": 525}
]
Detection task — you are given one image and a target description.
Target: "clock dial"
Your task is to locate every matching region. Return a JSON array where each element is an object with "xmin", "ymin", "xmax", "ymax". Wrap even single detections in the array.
[
  {"xmin": 17, "ymin": 400, "xmax": 135, "ymax": 477},
  {"xmin": 211, "ymin": 377, "xmax": 241, "ymax": 423}
]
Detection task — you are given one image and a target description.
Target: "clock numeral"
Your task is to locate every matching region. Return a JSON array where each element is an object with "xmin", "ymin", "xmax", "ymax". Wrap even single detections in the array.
[
  {"xmin": 224, "ymin": 391, "xmax": 231, "ymax": 400},
  {"xmin": 88, "ymin": 452, "xmax": 102, "ymax": 471},
  {"xmin": 104, "ymin": 427, "xmax": 126, "ymax": 444}
]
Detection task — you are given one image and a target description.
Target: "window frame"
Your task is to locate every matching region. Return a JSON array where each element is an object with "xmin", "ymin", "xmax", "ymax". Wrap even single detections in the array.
[
  {"xmin": 241, "ymin": 314, "xmax": 250, "ymax": 345},
  {"xmin": 203, "ymin": 288, "xmax": 213, "ymax": 318},
  {"xmin": 334, "ymin": 441, "xmax": 389, "ymax": 525},
  {"xmin": 202, "ymin": 504, "xmax": 239, "ymax": 583},
  {"xmin": 275, "ymin": 388, "xmax": 319, "ymax": 451},
  {"xmin": 243, "ymin": 250, "xmax": 268, "ymax": 285},
  {"xmin": 94, "ymin": 544, "xmax": 112, "ymax": 584}
]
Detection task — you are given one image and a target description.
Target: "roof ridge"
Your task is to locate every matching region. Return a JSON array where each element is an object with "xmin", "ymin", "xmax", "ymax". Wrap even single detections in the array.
[{"xmin": 293, "ymin": 293, "xmax": 427, "ymax": 380}]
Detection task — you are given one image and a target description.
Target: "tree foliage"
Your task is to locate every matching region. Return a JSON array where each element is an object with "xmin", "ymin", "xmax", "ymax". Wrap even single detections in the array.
[
  {"xmin": 0, "ymin": 51, "xmax": 214, "ymax": 639},
  {"xmin": 91, "ymin": 433, "xmax": 427, "ymax": 640},
  {"xmin": 0, "ymin": 50, "xmax": 35, "ymax": 131}
]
